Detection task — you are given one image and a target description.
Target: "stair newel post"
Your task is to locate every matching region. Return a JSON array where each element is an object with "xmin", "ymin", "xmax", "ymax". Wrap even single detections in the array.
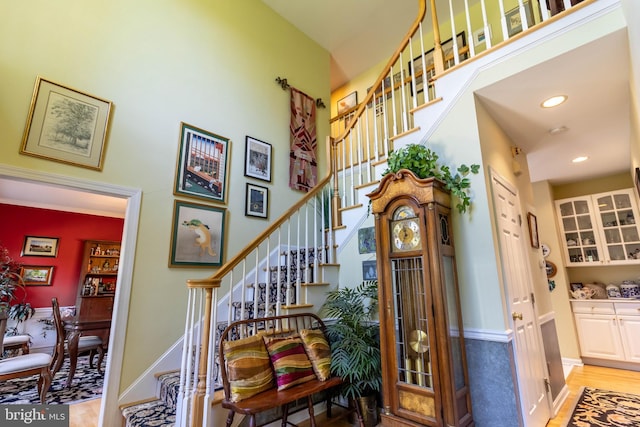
[
  {"xmin": 330, "ymin": 137, "xmax": 342, "ymax": 229},
  {"xmin": 186, "ymin": 278, "xmax": 219, "ymax": 427},
  {"xmin": 429, "ymin": 0, "xmax": 445, "ymax": 75}
]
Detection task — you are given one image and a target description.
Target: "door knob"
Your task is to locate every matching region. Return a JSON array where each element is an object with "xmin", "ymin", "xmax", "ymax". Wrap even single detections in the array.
[{"xmin": 512, "ymin": 312, "xmax": 523, "ymax": 321}]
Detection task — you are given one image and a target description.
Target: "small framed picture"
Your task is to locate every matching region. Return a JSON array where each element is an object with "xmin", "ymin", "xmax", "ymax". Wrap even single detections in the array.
[
  {"xmin": 174, "ymin": 122, "xmax": 230, "ymax": 204},
  {"xmin": 21, "ymin": 236, "xmax": 60, "ymax": 257},
  {"xmin": 244, "ymin": 136, "xmax": 272, "ymax": 182},
  {"xmin": 169, "ymin": 200, "xmax": 226, "ymax": 267},
  {"xmin": 245, "ymin": 183, "xmax": 269, "ymax": 219},
  {"xmin": 20, "ymin": 76, "xmax": 113, "ymax": 170},
  {"xmin": 358, "ymin": 227, "xmax": 376, "ymax": 254},
  {"xmin": 337, "ymin": 91, "xmax": 358, "ymax": 115},
  {"xmin": 362, "ymin": 260, "xmax": 377, "ymax": 281},
  {"xmin": 21, "ymin": 266, "xmax": 54, "ymax": 286},
  {"xmin": 527, "ymin": 212, "xmax": 539, "ymax": 249}
]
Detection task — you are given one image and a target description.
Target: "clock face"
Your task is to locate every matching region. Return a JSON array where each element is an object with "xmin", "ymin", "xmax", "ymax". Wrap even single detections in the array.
[{"xmin": 392, "ymin": 218, "xmax": 421, "ymax": 252}]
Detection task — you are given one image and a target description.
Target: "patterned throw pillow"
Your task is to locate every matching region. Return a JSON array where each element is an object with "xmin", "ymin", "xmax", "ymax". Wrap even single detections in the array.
[
  {"xmin": 223, "ymin": 334, "xmax": 274, "ymax": 402},
  {"xmin": 264, "ymin": 334, "xmax": 316, "ymax": 391},
  {"xmin": 300, "ymin": 328, "xmax": 332, "ymax": 381}
]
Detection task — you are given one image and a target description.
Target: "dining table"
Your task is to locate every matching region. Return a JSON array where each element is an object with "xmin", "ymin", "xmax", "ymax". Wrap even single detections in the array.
[{"xmin": 62, "ymin": 317, "xmax": 111, "ymax": 388}]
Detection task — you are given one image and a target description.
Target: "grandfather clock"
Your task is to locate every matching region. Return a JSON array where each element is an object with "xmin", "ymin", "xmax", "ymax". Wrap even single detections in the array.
[{"xmin": 367, "ymin": 170, "xmax": 474, "ymax": 427}]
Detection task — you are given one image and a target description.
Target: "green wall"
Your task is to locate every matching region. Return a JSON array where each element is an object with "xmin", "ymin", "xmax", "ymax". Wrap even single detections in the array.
[{"xmin": 0, "ymin": 0, "xmax": 330, "ymax": 393}]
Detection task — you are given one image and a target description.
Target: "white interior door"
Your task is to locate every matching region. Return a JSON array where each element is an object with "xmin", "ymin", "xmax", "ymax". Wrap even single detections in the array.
[{"xmin": 490, "ymin": 170, "xmax": 550, "ymax": 427}]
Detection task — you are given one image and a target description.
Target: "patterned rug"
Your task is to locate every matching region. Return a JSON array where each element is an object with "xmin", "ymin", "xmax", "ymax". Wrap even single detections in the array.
[
  {"xmin": 0, "ymin": 355, "xmax": 103, "ymax": 405},
  {"xmin": 565, "ymin": 387, "xmax": 640, "ymax": 427}
]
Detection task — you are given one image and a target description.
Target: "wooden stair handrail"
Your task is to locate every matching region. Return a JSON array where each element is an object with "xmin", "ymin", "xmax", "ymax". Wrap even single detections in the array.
[{"xmin": 333, "ymin": 0, "xmax": 427, "ymax": 144}]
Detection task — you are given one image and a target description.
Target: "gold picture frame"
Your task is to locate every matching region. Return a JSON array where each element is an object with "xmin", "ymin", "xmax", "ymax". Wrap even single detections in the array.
[
  {"xmin": 20, "ymin": 76, "xmax": 113, "ymax": 170},
  {"xmin": 21, "ymin": 265, "xmax": 54, "ymax": 286}
]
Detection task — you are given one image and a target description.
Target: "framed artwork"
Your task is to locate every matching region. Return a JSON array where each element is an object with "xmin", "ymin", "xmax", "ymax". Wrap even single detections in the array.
[
  {"xmin": 337, "ymin": 91, "xmax": 358, "ymax": 115},
  {"xmin": 505, "ymin": 1, "xmax": 534, "ymax": 37},
  {"xmin": 635, "ymin": 167, "xmax": 640, "ymax": 199},
  {"xmin": 409, "ymin": 32, "xmax": 467, "ymax": 94},
  {"xmin": 169, "ymin": 200, "xmax": 225, "ymax": 267},
  {"xmin": 545, "ymin": 260, "xmax": 557, "ymax": 278},
  {"xmin": 244, "ymin": 136, "xmax": 272, "ymax": 182},
  {"xmin": 21, "ymin": 266, "xmax": 54, "ymax": 286},
  {"xmin": 358, "ymin": 227, "xmax": 376, "ymax": 254},
  {"xmin": 174, "ymin": 122, "xmax": 230, "ymax": 204},
  {"xmin": 21, "ymin": 236, "xmax": 59, "ymax": 257},
  {"xmin": 20, "ymin": 76, "xmax": 113, "ymax": 170},
  {"xmin": 245, "ymin": 183, "xmax": 269, "ymax": 219},
  {"xmin": 527, "ymin": 212, "xmax": 540, "ymax": 248},
  {"xmin": 362, "ymin": 260, "xmax": 378, "ymax": 281}
]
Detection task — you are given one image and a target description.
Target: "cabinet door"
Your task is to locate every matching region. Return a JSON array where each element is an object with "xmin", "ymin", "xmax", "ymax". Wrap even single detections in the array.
[
  {"xmin": 574, "ymin": 314, "xmax": 624, "ymax": 360},
  {"xmin": 555, "ymin": 198, "xmax": 602, "ymax": 265},
  {"xmin": 618, "ymin": 315, "xmax": 640, "ymax": 362},
  {"xmin": 592, "ymin": 189, "xmax": 640, "ymax": 264}
]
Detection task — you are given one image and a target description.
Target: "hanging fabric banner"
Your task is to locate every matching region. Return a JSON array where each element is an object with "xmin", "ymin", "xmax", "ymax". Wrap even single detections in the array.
[{"xmin": 289, "ymin": 87, "xmax": 317, "ymax": 192}]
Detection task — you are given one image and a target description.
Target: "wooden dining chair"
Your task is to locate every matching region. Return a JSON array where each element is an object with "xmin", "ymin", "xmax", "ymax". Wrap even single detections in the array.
[
  {"xmin": 0, "ymin": 313, "xmax": 52, "ymax": 403},
  {"xmin": 50, "ymin": 298, "xmax": 105, "ymax": 377}
]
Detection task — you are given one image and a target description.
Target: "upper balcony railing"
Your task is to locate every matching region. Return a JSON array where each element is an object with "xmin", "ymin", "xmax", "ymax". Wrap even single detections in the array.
[{"xmin": 181, "ymin": 0, "xmax": 591, "ymax": 425}]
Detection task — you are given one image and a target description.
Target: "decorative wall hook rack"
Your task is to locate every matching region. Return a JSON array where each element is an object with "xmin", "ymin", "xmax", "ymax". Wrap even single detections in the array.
[{"xmin": 275, "ymin": 76, "xmax": 326, "ymax": 109}]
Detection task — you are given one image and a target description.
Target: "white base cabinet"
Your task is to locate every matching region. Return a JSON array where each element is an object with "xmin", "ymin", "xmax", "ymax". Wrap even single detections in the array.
[{"xmin": 571, "ymin": 300, "xmax": 640, "ymax": 364}]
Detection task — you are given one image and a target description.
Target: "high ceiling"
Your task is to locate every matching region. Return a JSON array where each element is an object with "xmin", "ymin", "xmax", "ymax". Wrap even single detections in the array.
[{"xmin": 0, "ymin": 2, "xmax": 632, "ymax": 214}]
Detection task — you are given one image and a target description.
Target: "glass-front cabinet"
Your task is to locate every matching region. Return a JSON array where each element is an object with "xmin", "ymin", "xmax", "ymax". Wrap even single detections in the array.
[{"xmin": 555, "ymin": 189, "xmax": 640, "ymax": 266}]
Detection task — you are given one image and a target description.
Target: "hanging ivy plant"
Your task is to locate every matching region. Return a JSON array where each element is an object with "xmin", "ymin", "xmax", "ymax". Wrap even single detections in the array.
[{"xmin": 382, "ymin": 144, "xmax": 480, "ymax": 213}]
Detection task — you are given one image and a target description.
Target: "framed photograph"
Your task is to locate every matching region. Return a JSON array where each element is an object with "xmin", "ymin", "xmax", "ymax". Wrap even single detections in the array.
[
  {"xmin": 169, "ymin": 200, "xmax": 226, "ymax": 267},
  {"xmin": 358, "ymin": 227, "xmax": 376, "ymax": 254},
  {"xmin": 337, "ymin": 91, "xmax": 358, "ymax": 115},
  {"xmin": 244, "ymin": 136, "xmax": 272, "ymax": 182},
  {"xmin": 505, "ymin": 1, "xmax": 534, "ymax": 37},
  {"xmin": 21, "ymin": 236, "xmax": 59, "ymax": 257},
  {"xmin": 527, "ymin": 212, "xmax": 540, "ymax": 248},
  {"xmin": 21, "ymin": 266, "xmax": 54, "ymax": 286},
  {"xmin": 409, "ymin": 32, "xmax": 467, "ymax": 95},
  {"xmin": 362, "ymin": 260, "xmax": 377, "ymax": 281},
  {"xmin": 174, "ymin": 122, "xmax": 230, "ymax": 204},
  {"xmin": 245, "ymin": 183, "xmax": 269, "ymax": 219},
  {"xmin": 20, "ymin": 76, "xmax": 113, "ymax": 171}
]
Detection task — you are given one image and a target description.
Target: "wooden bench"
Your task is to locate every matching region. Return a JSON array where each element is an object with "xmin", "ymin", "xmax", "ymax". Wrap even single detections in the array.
[{"xmin": 218, "ymin": 313, "xmax": 363, "ymax": 427}]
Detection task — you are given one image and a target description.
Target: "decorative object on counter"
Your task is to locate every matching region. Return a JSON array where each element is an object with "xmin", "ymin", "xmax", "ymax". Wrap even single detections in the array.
[
  {"xmin": 620, "ymin": 281, "xmax": 640, "ymax": 298},
  {"xmin": 570, "ymin": 288, "xmax": 595, "ymax": 300},
  {"xmin": 605, "ymin": 284, "xmax": 621, "ymax": 298},
  {"xmin": 570, "ymin": 282, "xmax": 583, "ymax": 291},
  {"xmin": 582, "ymin": 283, "xmax": 607, "ymax": 299}
]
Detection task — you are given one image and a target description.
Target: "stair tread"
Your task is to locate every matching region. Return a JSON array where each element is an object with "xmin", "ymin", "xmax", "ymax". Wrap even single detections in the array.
[{"xmin": 122, "ymin": 399, "xmax": 176, "ymax": 427}]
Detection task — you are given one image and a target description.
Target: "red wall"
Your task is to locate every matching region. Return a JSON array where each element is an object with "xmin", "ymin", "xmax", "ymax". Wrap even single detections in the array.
[{"xmin": 0, "ymin": 204, "xmax": 124, "ymax": 308}]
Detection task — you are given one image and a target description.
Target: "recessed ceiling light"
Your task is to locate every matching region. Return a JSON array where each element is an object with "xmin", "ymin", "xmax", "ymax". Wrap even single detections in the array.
[
  {"xmin": 549, "ymin": 126, "xmax": 568, "ymax": 135},
  {"xmin": 572, "ymin": 156, "xmax": 589, "ymax": 163},
  {"xmin": 541, "ymin": 95, "xmax": 568, "ymax": 108}
]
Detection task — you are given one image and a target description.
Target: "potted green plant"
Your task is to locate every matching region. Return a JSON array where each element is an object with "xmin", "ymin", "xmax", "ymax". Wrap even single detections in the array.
[
  {"xmin": 0, "ymin": 245, "xmax": 35, "ymax": 328},
  {"xmin": 320, "ymin": 280, "xmax": 381, "ymax": 427},
  {"xmin": 382, "ymin": 143, "xmax": 480, "ymax": 213}
]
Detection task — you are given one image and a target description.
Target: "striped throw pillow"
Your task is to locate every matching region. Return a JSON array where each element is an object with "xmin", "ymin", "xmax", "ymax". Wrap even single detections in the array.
[
  {"xmin": 264, "ymin": 334, "xmax": 316, "ymax": 391},
  {"xmin": 300, "ymin": 329, "xmax": 332, "ymax": 381},
  {"xmin": 223, "ymin": 334, "xmax": 274, "ymax": 402}
]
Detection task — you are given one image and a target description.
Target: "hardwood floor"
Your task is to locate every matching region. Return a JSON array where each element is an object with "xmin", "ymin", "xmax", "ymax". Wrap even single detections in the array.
[
  {"xmin": 69, "ymin": 364, "xmax": 639, "ymax": 427},
  {"xmin": 70, "ymin": 398, "xmax": 100, "ymax": 427},
  {"xmin": 546, "ymin": 364, "xmax": 640, "ymax": 427}
]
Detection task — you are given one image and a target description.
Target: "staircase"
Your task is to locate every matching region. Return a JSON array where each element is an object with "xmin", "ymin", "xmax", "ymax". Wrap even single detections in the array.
[
  {"xmin": 120, "ymin": 247, "xmax": 335, "ymax": 426},
  {"xmin": 120, "ymin": 0, "xmax": 595, "ymax": 425}
]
